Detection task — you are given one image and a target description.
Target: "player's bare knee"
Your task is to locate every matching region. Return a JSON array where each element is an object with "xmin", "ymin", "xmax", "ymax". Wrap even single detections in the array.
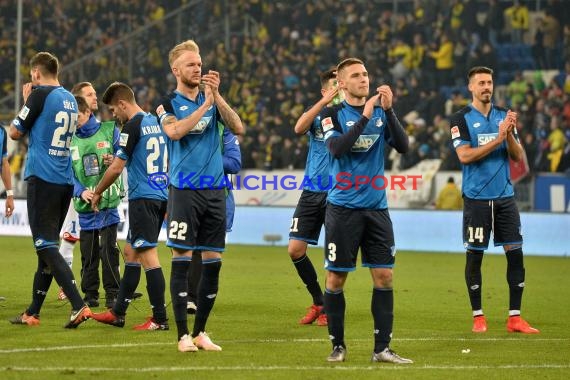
[
  {"xmin": 288, "ymin": 239, "xmax": 307, "ymax": 259},
  {"xmin": 371, "ymin": 268, "xmax": 393, "ymax": 288},
  {"xmin": 326, "ymin": 270, "xmax": 347, "ymax": 290}
]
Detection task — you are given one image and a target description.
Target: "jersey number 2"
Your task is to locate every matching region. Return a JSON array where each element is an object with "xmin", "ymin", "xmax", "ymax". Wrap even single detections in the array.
[
  {"xmin": 169, "ymin": 221, "xmax": 188, "ymax": 240},
  {"xmin": 52, "ymin": 111, "xmax": 78, "ymax": 149},
  {"xmin": 146, "ymin": 136, "xmax": 168, "ymax": 174}
]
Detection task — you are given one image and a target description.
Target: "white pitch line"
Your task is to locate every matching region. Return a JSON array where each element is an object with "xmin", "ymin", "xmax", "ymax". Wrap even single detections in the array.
[
  {"xmin": 0, "ymin": 337, "xmax": 568, "ymax": 354},
  {"xmin": 1, "ymin": 364, "xmax": 570, "ymax": 372},
  {"xmin": 256, "ymin": 338, "xmax": 570, "ymax": 342}
]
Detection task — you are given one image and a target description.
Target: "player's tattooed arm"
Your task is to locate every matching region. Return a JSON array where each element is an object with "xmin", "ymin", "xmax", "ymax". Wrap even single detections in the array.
[{"xmin": 215, "ymin": 97, "xmax": 244, "ymax": 136}]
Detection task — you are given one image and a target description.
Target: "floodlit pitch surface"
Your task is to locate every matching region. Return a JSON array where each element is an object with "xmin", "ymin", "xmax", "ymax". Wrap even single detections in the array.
[{"xmin": 0, "ymin": 236, "xmax": 568, "ymax": 379}]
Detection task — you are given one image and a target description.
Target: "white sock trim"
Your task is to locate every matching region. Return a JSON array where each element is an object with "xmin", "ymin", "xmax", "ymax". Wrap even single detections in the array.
[{"xmin": 472, "ymin": 310, "xmax": 484, "ymax": 317}]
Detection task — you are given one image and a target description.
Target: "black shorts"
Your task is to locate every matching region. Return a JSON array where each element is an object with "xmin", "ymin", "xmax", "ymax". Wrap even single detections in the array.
[
  {"xmin": 167, "ymin": 187, "xmax": 226, "ymax": 252},
  {"xmin": 27, "ymin": 176, "xmax": 73, "ymax": 250},
  {"xmin": 463, "ymin": 196, "xmax": 522, "ymax": 250},
  {"xmin": 324, "ymin": 203, "xmax": 395, "ymax": 272},
  {"xmin": 289, "ymin": 190, "xmax": 327, "ymax": 245},
  {"xmin": 127, "ymin": 199, "xmax": 167, "ymax": 249}
]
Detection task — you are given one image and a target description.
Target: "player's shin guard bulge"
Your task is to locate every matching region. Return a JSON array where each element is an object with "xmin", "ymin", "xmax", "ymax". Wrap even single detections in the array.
[
  {"xmin": 506, "ymin": 248, "xmax": 525, "ymax": 311},
  {"xmin": 465, "ymin": 250, "xmax": 484, "ymax": 311},
  {"xmin": 192, "ymin": 260, "xmax": 221, "ymax": 337}
]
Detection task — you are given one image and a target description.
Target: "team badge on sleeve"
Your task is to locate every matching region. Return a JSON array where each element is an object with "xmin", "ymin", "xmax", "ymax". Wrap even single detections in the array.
[
  {"xmin": 451, "ymin": 126, "xmax": 460, "ymax": 139},
  {"xmin": 119, "ymin": 133, "xmax": 129, "ymax": 147},
  {"xmin": 322, "ymin": 117, "xmax": 334, "ymax": 132}
]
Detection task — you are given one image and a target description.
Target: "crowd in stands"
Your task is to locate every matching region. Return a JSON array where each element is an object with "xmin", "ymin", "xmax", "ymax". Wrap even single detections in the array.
[{"xmin": 2, "ymin": 0, "xmax": 570, "ymax": 182}]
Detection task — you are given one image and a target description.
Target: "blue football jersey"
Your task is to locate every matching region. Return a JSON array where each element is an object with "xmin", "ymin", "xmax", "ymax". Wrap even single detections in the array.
[
  {"xmin": 450, "ymin": 104, "xmax": 517, "ymax": 199},
  {"xmin": 12, "ymin": 86, "xmax": 77, "ymax": 185},
  {"xmin": 157, "ymin": 91, "xmax": 223, "ymax": 189},
  {"xmin": 303, "ymin": 111, "xmax": 331, "ymax": 192},
  {"xmin": 1, "ymin": 126, "xmax": 7, "ymax": 164},
  {"xmin": 116, "ymin": 112, "xmax": 168, "ymax": 201},
  {"xmin": 323, "ymin": 102, "xmax": 391, "ymax": 210}
]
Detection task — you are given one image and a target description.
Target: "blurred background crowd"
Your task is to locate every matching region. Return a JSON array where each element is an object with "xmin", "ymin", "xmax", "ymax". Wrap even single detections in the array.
[{"xmin": 1, "ymin": 0, "xmax": 570, "ymax": 190}]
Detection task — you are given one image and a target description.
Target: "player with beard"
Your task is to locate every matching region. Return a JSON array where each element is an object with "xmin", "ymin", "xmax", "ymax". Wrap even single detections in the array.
[
  {"xmin": 157, "ymin": 40, "xmax": 244, "ymax": 352},
  {"xmin": 450, "ymin": 66, "xmax": 539, "ymax": 334}
]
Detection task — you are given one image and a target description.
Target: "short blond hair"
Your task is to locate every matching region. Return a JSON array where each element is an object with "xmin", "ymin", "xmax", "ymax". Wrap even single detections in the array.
[{"xmin": 168, "ymin": 40, "xmax": 200, "ymax": 67}]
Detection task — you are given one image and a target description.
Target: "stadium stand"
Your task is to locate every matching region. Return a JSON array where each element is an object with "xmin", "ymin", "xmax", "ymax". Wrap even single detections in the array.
[{"xmin": 0, "ymin": 0, "xmax": 568, "ymax": 192}]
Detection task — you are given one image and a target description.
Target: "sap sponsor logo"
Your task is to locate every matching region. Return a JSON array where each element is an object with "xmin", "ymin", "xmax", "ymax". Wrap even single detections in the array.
[
  {"xmin": 451, "ymin": 126, "xmax": 460, "ymax": 139},
  {"xmin": 351, "ymin": 134, "xmax": 379, "ymax": 152},
  {"xmin": 477, "ymin": 133, "xmax": 498, "ymax": 146},
  {"xmin": 321, "ymin": 117, "xmax": 334, "ymax": 132},
  {"xmin": 132, "ymin": 239, "xmax": 145, "ymax": 248},
  {"xmin": 346, "ymin": 121, "xmax": 355, "ymax": 127},
  {"xmin": 119, "ymin": 133, "xmax": 129, "ymax": 146},
  {"xmin": 473, "ymin": 122, "xmax": 481, "ymax": 128},
  {"xmin": 18, "ymin": 106, "xmax": 30, "ymax": 120},
  {"xmin": 191, "ymin": 116, "xmax": 212, "ymax": 134}
]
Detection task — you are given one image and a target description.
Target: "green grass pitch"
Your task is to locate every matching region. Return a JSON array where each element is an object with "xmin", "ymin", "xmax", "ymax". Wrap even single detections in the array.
[{"xmin": 0, "ymin": 236, "xmax": 569, "ymax": 379}]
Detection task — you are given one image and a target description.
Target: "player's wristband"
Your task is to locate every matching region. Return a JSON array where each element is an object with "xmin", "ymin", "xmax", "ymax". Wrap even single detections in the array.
[{"xmin": 6, "ymin": 189, "xmax": 14, "ymax": 197}]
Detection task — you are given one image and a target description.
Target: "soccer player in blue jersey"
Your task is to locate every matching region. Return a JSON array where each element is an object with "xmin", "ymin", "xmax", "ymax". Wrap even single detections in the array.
[
  {"xmin": 89, "ymin": 81, "xmax": 169, "ymax": 331},
  {"xmin": 450, "ymin": 66, "xmax": 539, "ymax": 334},
  {"xmin": 157, "ymin": 40, "xmax": 244, "ymax": 352},
  {"xmin": 1, "ymin": 125, "xmax": 14, "ymax": 218},
  {"xmin": 187, "ymin": 125, "xmax": 242, "ymax": 315},
  {"xmin": 287, "ymin": 68, "xmax": 340, "ymax": 327},
  {"xmin": 321, "ymin": 58, "xmax": 412, "ymax": 364},
  {"xmin": 8, "ymin": 52, "xmax": 91, "ymax": 328}
]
